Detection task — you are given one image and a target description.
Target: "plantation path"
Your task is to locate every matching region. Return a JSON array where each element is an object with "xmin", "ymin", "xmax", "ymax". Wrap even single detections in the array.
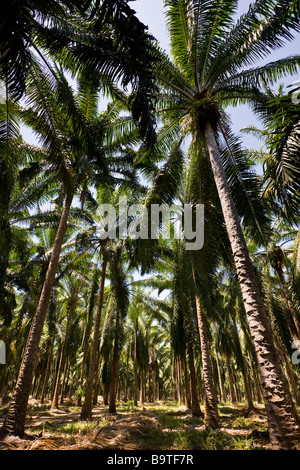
[{"xmin": 0, "ymin": 400, "xmax": 271, "ymax": 450}]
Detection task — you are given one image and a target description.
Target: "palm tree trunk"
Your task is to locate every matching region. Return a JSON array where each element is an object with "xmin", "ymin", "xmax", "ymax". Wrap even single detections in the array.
[
  {"xmin": 204, "ymin": 121, "xmax": 300, "ymax": 449},
  {"xmin": 109, "ymin": 307, "xmax": 121, "ymax": 414},
  {"xmin": 215, "ymin": 349, "xmax": 226, "ymax": 403},
  {"xmin": 93, "ymin": 355, "xmax": 101, "ymax": 405},
  {"xmin": 103, "ymin": 382, "xmax": 109, "ymax": 406},
  {"xmin": 60, "ymin": 359, "xmax": 69, "ymax": 404},
  {"xmin": 148, "ymin": 363, "xmax": 152, "ymax": 402},
  {"xmin": 109, "ymin": 329, "xmax": 120, "ymax": 413},
  {"xmin": 81, "ymin": 259, "xmax": 107, "ymax": 420},
  {"xmin": 152, "ymin": 367, "xmax": 157, "ymax": 403},
  {"xmin": 195, "ymin": 295, "xmax": 219, "ymax": 426},
  {"xmin": 176, "ymin": 358, "xmax": 183, "ymax": 405},
  {"xmin": 134, "ymin": 328, "xmax": 138, "ymax": 407},
  {"xmin": 274, "ymin": 259, "xmax": 300, "ymax": 340},
  {"xmin": 248, "ymin": 351, "xmax": 263, "ymax": 404},
  {"xmin": 124, "ymin": 345, "xmax": 130, "ymax": 402},
  {"xmin": 40, "ymin": 333, "xmax": 55, "ymax": 404},
  {"xmin": 51, "ymin": 299, "xmax": 75, "ymax": 410},
  {"xmin": 225, "ymin": 354, "xmax": 237, "ymax": 404},
  {"xmin": 232, "ymin": 316, "xmax": 254, "ymax": 411},
  {"xmin": 77, "ymin": 325, "xmax": 91, "ymax": 406},
  {"xmin": 108, "ymin": 356, "xmax": 119, "ymax": 413},
  {"xmin": 1, "ymin": 193, "xmax": 73, "ymax": 438},
  {"xmin": 241, "ymin": 367, "xmax": 254, "ymax": 411},
  {"xmin": 182, "ymin": 353, "xmax": 192, "ymax": 409},
  {"xmin": 187, "ymin": 342, "xmax": 202, "ymax": 417},
  {"xmin": 139, "ymin": 367, "xmax": 145, "ymax": 406}
]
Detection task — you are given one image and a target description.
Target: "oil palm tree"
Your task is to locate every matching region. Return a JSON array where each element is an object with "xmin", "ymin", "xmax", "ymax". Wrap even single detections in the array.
[
  {"xmin": 263, "ymin": 87, "xmax": 300, "ymax": 221},
  {"xmin": 77, "ymin": 143, "xmax": 150, "ymax": 418},
  {"xmin": 241, "ymin": 81, "xmax": 300, "ymax": 221},
  {"xmin": 50, "ymin": 273, "xmax": 82, "ymax": 409},
  {"xmin": 0, "ymin": 0, "xmax": 159, "ymax": 146},
  {"xmin": 0, "ymin": 60, "xmax": 137, "ymax": 436},
  {"xmin": 126, "ymin": 292, "xmax": 149, "ymax": 407},
  {"xmin": 0, "ymin": 0, "xmax": 90, "ymax": 99},
  {"xmin": 79, "ymin": 249, "xmax": 109, "ymax": 419},
  {"xmin": 153, "ymin": 0, "xmax": 300, "ymax": 449},
  {"xmin": 0, "ymin": 89, "xmax": 61, "ymax": 326}
]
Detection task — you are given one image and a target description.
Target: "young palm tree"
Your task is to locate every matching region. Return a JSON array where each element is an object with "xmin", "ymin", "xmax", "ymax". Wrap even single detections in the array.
[{"xmin": 155, "ymin": 0, "xmax": 300, "ymax": 449}]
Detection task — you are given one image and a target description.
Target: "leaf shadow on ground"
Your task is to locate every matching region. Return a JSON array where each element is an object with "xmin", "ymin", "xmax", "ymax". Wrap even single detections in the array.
[{"xmin": 0, "ymin": 400, "xmax": 271, "ymax": 450}]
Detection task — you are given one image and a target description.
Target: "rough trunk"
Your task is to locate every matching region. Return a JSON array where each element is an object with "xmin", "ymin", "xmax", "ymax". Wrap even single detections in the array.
[
  {"xmin": 40, "ymin": 333, "xmax": 55, "ymax": 404},
  {"xmin": 139, "ymin": 367, "xmax": 145, "ymax": 405},
  {"xmin": 225, "ymin": 355, "xmax": 237, "ymax": 404},
  {"xmin": 134, "ymin": 329, "xmax": 138, "ymax": 407},
  {"xmin": 232, "ymin": 316, "xmax": 254, "ymax": 411},
  {"xmin": 195, "ymin": 295, "xmax": 220, "ymax": 426},
  {"xmin": 204, "ymin": 121, "xmax": 300, "ymax": 449},
  {"xmin": 187, "ymin": 342, "xmax": 202, "ymax": 417},
  {"xmin": 81, "ymin": 259, "xmax": 107, "ymax": 419},
  {"xmin": 182, "ymin": 353, "xmax": 192, "ymax": 409},
  {"xmin": 215, "ymin": 350, "xmax": 226, "ymax": 403},
  {"xmin": 51, "ymin": 297, "xmax": 76, "ymax": 410},
  {"xmin": 109, "ymin": 356, "xmax": 119, "ymax": 413},
  {"xmin": 77, "ymin": 325, "xmax": 91, "ymax": 406},
  {"xmin": 109, "ymin": 309, "xmax": 121, "ymax": 414},
  {"xmin": 1, "ymin": 194, "xmax": 73, "ymax": 438},
  {"xmin": 274, "ymin": 259, "xmax": 300, "ymax": 340}
]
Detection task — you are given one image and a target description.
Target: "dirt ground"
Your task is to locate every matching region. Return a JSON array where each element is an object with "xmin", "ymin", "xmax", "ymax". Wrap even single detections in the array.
[{"xmin": 0, "ymin": 399, "xmax": 271, "ymax": 451}]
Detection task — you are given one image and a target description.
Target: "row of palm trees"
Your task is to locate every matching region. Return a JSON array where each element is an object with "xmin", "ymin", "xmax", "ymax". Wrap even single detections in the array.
[
  {"xmin": 1, "ymin": 211, "xmax": 299, "ymax": 430},
  {"xmin": 0, "ymin": 0, "xmax": 300, "ymax": 450}
]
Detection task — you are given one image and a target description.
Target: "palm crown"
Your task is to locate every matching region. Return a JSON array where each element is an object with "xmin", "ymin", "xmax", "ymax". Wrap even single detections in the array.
[{"xmin": 158, "ymin": 1, "xmax": 300, "ymax": 132}]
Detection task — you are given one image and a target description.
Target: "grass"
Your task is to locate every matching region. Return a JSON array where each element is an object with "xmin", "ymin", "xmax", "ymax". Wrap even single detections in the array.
[
  {"xmin": 140, "ymin": 425, "xmax": 242, "ymax": 450},
  {"xmin": 0, "ymin": 400, "xmax": 269, "ymax": 450},
  {"xmin": 59, "ymin": 419, "xmax": 103, "ymax": 435},
  {"xmin": 138, "ymin": 404, "xmax": 265, "ymax": 450}
]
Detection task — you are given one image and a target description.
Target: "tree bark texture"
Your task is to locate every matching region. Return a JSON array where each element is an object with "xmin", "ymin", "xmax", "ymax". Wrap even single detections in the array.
[
  {"xmin": 204, "ymin": 121, "xmax": 300, "ymax": 449},
  {"xmin": 1, "ymin": 194, "xmax": 73, "ymax": 437}
]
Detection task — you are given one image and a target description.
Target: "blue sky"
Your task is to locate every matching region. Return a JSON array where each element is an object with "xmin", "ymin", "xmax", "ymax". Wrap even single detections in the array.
[
  {"xmin": 133, "ymin": 0, "xmax": 300, "ymax": 151},
  {"xmin": 22, "ymin": 0, "xmax": 300, "ymax": 153}
]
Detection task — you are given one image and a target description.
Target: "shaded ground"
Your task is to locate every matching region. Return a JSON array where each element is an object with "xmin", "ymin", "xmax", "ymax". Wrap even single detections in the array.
[{"xmin": 0, "ymin": 399, "xmax": 271, "ymax": 450}]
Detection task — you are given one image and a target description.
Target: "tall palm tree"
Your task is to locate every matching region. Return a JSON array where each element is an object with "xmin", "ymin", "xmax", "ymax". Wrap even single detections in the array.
[
  {"xmin": 106, "ymin": 245, "xmax": 130, "ymax": 413},
  {"xmin": 80, "ymin": 252, "xmax": 108, "ymax": 419},
  {"xmin": 50, "ymin": 274, "xmax": 81, "ymax": 409},
  {"xmin": 155, "ymin": 0, "xmax": 300, "ymax": 449},
  {"xmin": 126, "ymin": 292, "xmax": 149, "ymax": 407},
  {"xmin": 0, "ymin": 62, "xmax": 131, "ymax": 437}
]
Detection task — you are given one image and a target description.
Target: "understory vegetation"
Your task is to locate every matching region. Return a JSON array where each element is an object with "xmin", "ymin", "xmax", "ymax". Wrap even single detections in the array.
[{"xmin": 0, "ymin": 400, "xmax": 273, "ymax": 450}]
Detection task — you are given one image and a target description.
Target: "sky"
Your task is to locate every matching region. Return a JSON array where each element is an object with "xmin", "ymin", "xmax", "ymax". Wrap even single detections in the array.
[
  {"xmin": 22, "ymin": 1, "xmax": 300, "ymax": 152},
  {"xmin": 19, "ymin": 1, "xmax": 300, "ymax": 294},
  {"xmin": 132, "ymin": 0, "xmax": 300, "ymax": 151}
]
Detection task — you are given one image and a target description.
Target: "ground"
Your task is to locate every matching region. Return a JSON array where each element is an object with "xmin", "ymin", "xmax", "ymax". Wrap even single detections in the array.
[{"xmin": 0, "ymin": 399, "xmax": 272, "ymax": 450}]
